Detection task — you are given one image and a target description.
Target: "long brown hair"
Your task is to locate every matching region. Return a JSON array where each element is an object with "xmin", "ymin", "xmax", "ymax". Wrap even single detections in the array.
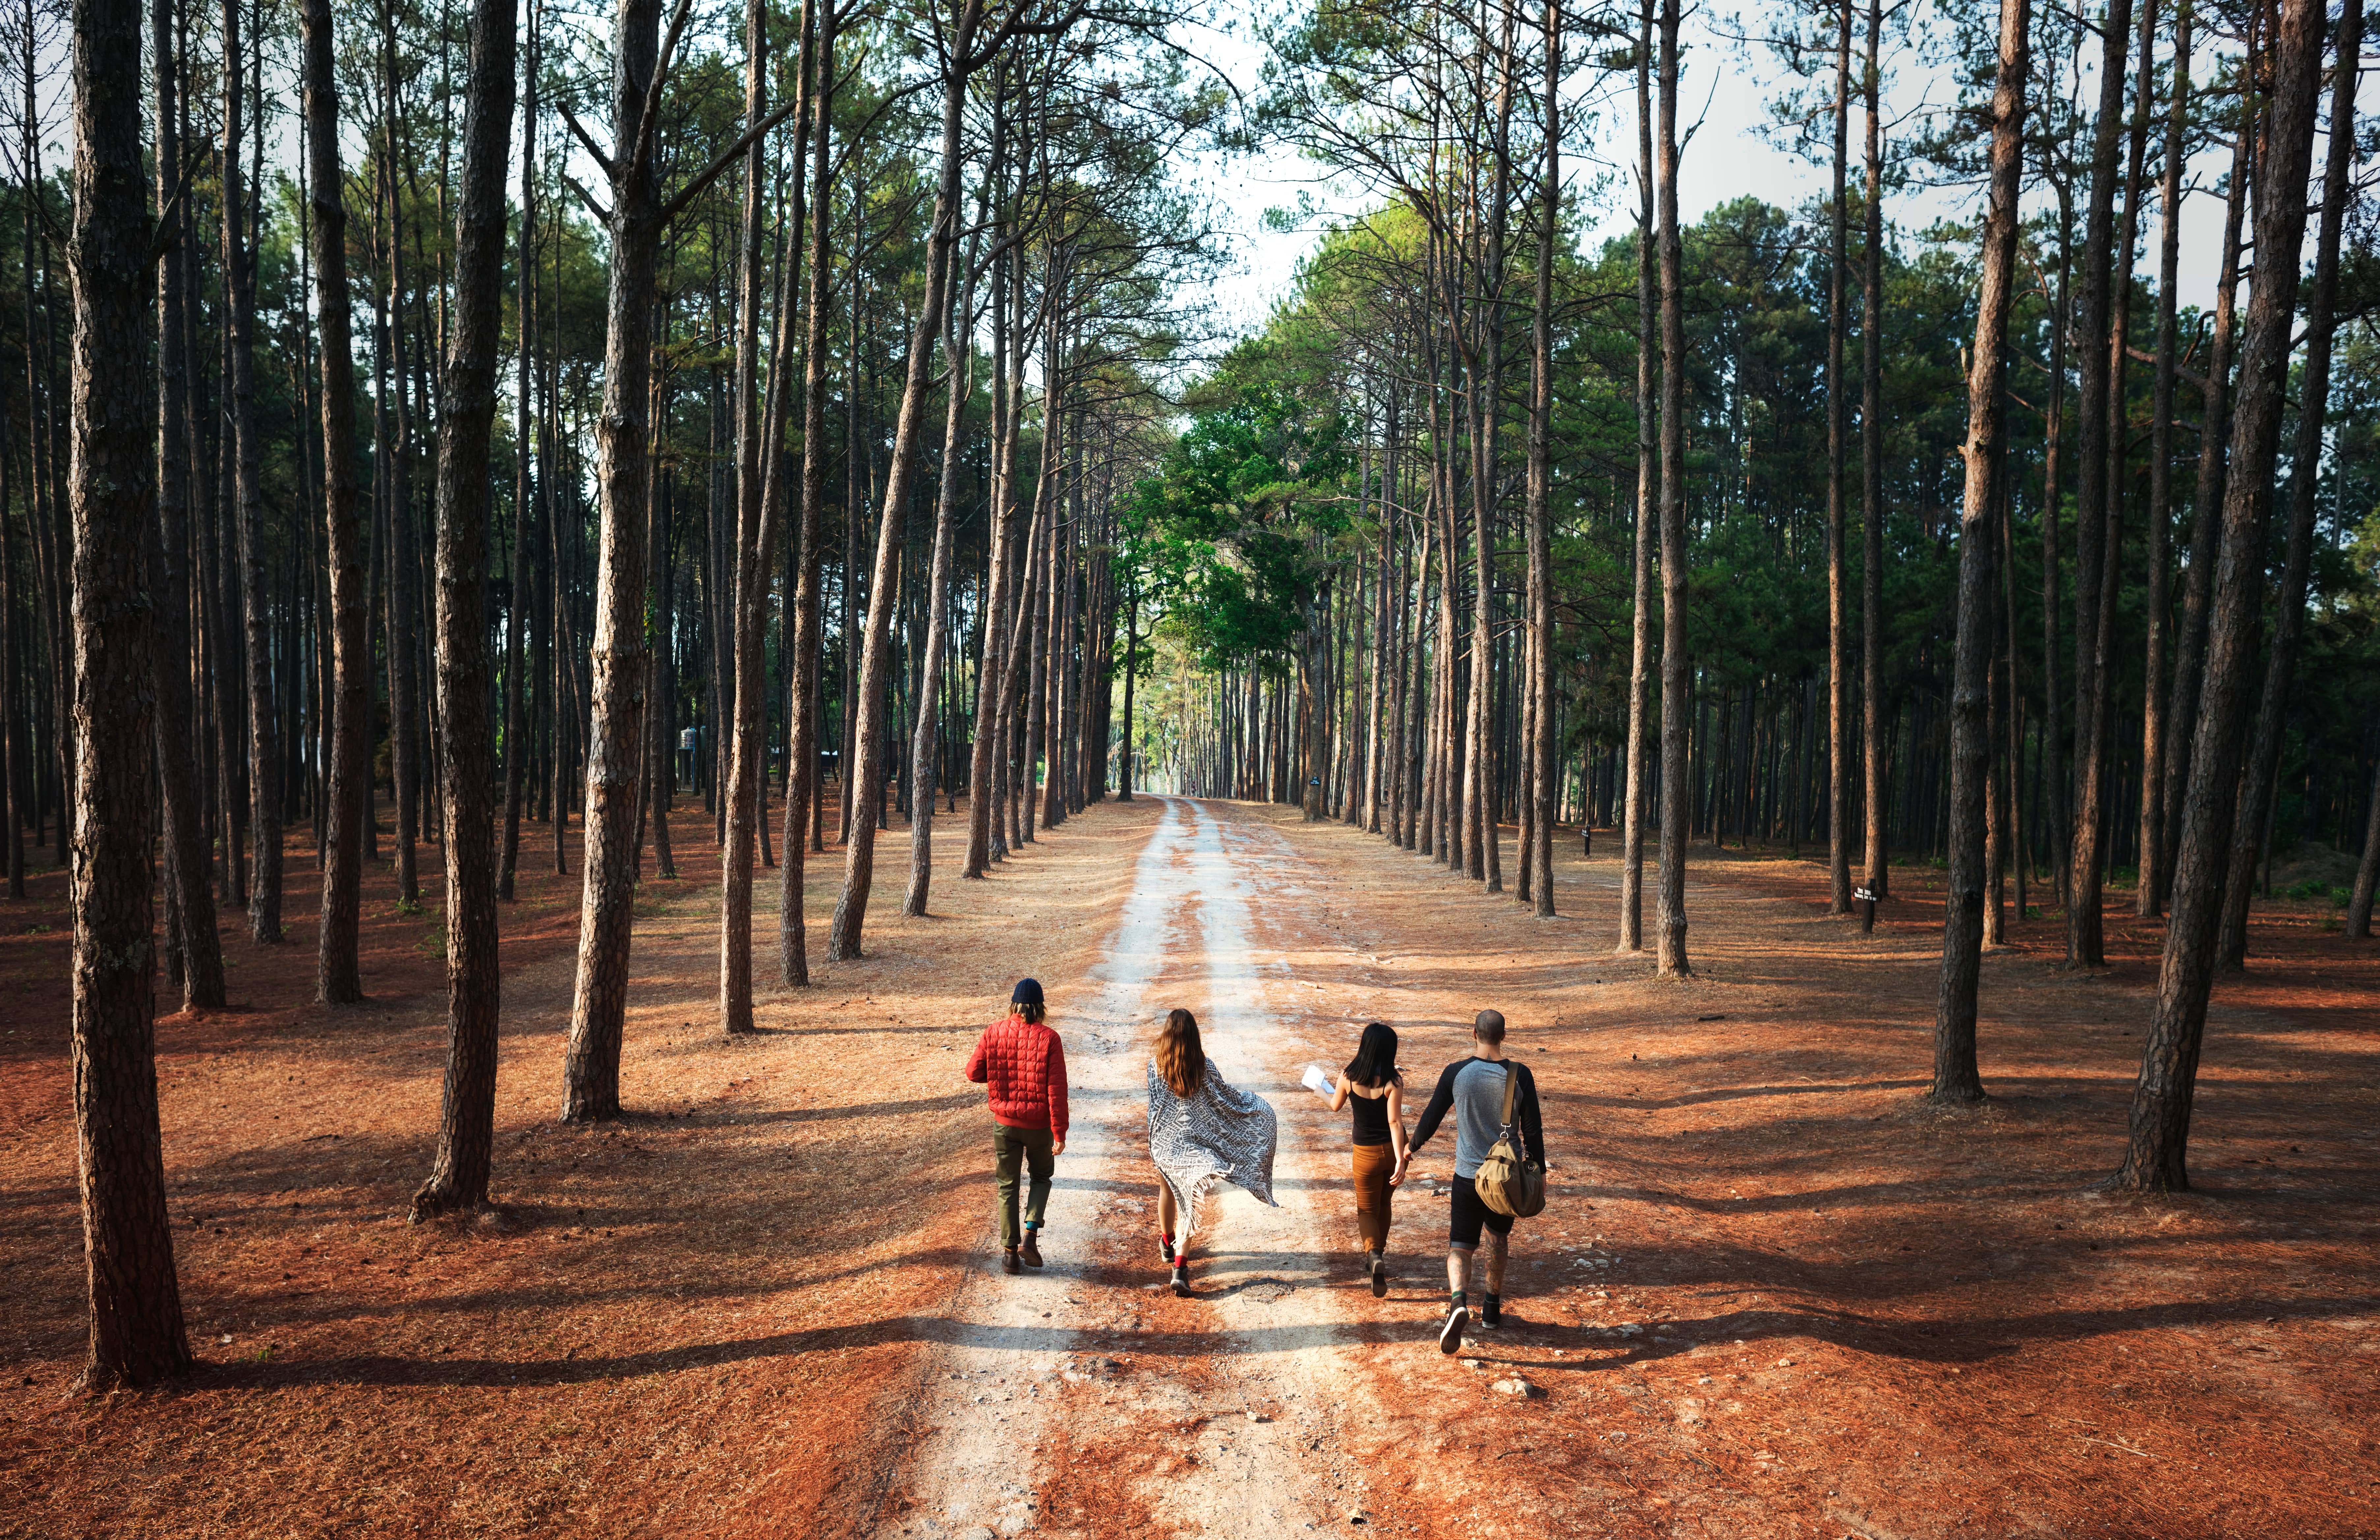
[{"xmin": 1155, "ymin": 1008, "xmax": 1206, "ymax": 1098}]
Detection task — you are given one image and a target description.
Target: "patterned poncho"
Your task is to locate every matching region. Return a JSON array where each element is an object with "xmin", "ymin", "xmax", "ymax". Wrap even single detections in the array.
[{"xmin": 1146, "ymin": 1058, "xmax": 1279, "ymax": 1240}]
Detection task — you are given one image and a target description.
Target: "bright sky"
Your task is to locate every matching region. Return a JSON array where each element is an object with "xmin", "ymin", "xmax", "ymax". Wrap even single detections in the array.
[{"xmin": 1173, "ymin": 0, "xmax": 2255, "ymax": 345}]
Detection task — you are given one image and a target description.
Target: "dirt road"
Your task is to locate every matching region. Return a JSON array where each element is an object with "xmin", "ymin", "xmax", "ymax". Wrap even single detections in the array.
[
  {"xmin": 883, "ymin": 796, "xmax": 1470, "ymax": 1539},
  {"xmin": 7, "ymin": 791, "xmax": 2372, "ymax": 1540}
]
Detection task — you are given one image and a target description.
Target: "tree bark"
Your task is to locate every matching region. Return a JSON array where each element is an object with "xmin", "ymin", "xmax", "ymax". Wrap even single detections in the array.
[
  {"xmin": 308, "ymin": 0, "xmax": 369, "ymax": 1004},
  {"xmin": 1654, "ymin": 0, "xmax": 1691, "ymax": 977},
  {"xmin": 1618, "ymin": 0, "xmax": 1654, "ymax": 953},
  {"xmin": 828, "ymin": 0, "xmax": 998, "ymax": 961},
  {"xmin": 1859, "ymin": 0, "xmax": 1887, "ymax": 909},
  {"xmin": 906, "ymin": 243, "xmax": 972, "ymax": 915},
  {"xmin": 780, "ymin": 0, "xmax": 838, "ymax": 982},
  {"xmin": 2159, "ymin": 83, "xmax": 2247, "ymax": 910},
  {"xmin": 2217, "ymin": 0, "xmax": 2358, "ymax": 969},
  {"xmin": 2135, "ymin": 0, "xmax": 2190, "ymax": 917},
  {"xmin": 412, "ymin": 0, "xmax": 516, "ymax": 1216},
  {"xmin": 963, "ymin": 104, "xmax": 1018, "ymax": 877},
  {"xmin": 153, "ymin": 0, "xmax": 223, "ymax": 1008},
  {"xmin": 561, "ymin": 0, "xmax": 668, "ymax": 1122},
  {"xmin": 68, "ymin": 0, "xmax": 191, "ymax": 1387},
  {"xmin": 500, "ymin": 8, "xmax": 540, "ymax": 903},
  {"xmin": 1525, "ymin": 0, "xmax": 1558, "ymax": 916},
  {"xmin": 721, "ymin": 0, "xmax": 799, "ymax": 1032},
  {"xmin": 2038, "ymin": 175, "xmax": 2070, "ymax": 908},
  {"xmin": 1826, "ymin": 0, "xmax": 1851, "ymax": 916},
  {"xmin": 1932, "ymin": 0, "xmax": 2027, "ymax": 1103},
  {"xmin": 223, "ymin": 0, "xmax": 281, "ymax": 942},
  {"xmin": 2117, "ymin": 0, "xmax": 2322, "ymax": 1193},
  {"xmin": 2064, "ymin": 0, "xmax": 2134, "ymax": 968},
  {"xmin": 381, "ymin": 0, "xmax": 421, "ymax": 910},
  {"xmin": 2349, "ymin": 755, "xmax": 2380, "ymax": 938}
]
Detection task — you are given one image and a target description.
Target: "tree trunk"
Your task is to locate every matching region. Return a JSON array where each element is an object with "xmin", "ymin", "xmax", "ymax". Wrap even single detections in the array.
[
  {"xmin": 153, "ymin": 0, "xmax": 223, "ymax": 1008},
  {"xmin": 2160, "ymin": 99, "xmax": 2247, "ymax": 910},
  {"xmin": 500, "ymin": 8, "xmax": 540, "ymax": 902},
  {"xmin": 549, "ymin": 379, "xmax": 570, "ymax": 875},
  {"xmin": 906, "ymin": 244, "xmax": 972, "ymax": 915},
  {"xmin": 1654, "ymin": 0, "xmax": 1691, "ymax": 976},
  {"xmin": 223, "ymin": 0, "xmax": 281, "ymax": 942},
  {"xmin": 781, "ymin": 0, "xmax": 838, "ymax": 983},
  {"xmin": 2217, "ymin": 0, "xmax": 2358, "ymax": 968},
  {"xmin": 381, "ymin": 0, "xmax": 421, "ymax": 909},
  {"xmin": 1618, "ymin": 0, "xmax": 1655, "ymax": 953},
  {"xmin": 722, "ymin": 0, "xmax": 804, "ymax": 1030},
  {"xmin": 1826, "ymin": 0, "xmax": 1851, "ymax": 915},
  {"xmin": 2117, "ymin": 0, "xmax": 2321, "ymax": 1193},
  {"xmin": 2064, "ymin": 0, "xmax": 2136, "ymax": 967},
  {"xmin": 411, "ymin": 0, "xmax": 516, "ymax": 1215},
  {"xmin": 560, "ymin": 0, "xmax": 668, "ymax": 1122},
  {"xmin": 2038, "ymin": 178, "xmax": 2070, "ymax": 908},
  {"xmin": 308, "ymin": 0, "xmax": 369, "ymax": 1003},
  {"xmin": 2136, "ymin": 0, "xmax": 2190, "ymax": 917},
  {"xmin": 68, "ymin": 0, "xmax": 191, "ymax": 1386},
  {"xmin": 963, "ymin": 109, "xmax": 1017, "ymax": 876},
  {"xmin": 1525, "ymin": 0, "xmax": 1558, "ymax": 916},
  {"xmin": 1860, "ymin": 0, "xmax": 1887, "ymax": 908},
  {"xmin": 1933, "ymin": 0, "xmax": 2026, "ymax": 1101},
  {"xmin": 828, "ymin": 0, "xmax": 992, "ymax": 960},
  {"xmin": 2348, "ymin": 754, "xmax": 2380, "ymax": 937}
]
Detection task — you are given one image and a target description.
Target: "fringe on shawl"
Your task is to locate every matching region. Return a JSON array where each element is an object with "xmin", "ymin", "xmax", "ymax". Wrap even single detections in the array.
[{"xmin": 1164, "ymin": 1167, "xmax": 1231, "ymax": 1244}]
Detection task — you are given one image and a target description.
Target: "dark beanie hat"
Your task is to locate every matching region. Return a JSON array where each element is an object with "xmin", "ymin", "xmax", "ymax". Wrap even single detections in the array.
[{"xmin": 1012, "ymin": 978, "xmax": 1044, "ymax": 1007}]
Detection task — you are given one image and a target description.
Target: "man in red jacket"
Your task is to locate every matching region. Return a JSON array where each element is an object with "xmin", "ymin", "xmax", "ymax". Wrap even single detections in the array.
[{"xmin": 965, "ymin": 978, "xmax": 1070, "ymax": 1274}]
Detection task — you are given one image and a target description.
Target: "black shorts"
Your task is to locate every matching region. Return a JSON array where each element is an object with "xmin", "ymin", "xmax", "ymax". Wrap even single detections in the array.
[{"xmin": 1449, "ymin": 1174, "xmax": 1516, "ymax": 1248}]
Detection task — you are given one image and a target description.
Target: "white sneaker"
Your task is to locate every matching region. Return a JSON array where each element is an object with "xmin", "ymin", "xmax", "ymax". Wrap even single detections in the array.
[{"xmin": 1437, "ymin": 1302, "xmax": 1468, "ymax": 1354}]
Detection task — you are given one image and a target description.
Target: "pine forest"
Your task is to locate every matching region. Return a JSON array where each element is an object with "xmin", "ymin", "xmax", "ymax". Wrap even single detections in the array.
[{"xmin": 6, "ymin": 0, "xmax": 2377, "ymax": 1529}]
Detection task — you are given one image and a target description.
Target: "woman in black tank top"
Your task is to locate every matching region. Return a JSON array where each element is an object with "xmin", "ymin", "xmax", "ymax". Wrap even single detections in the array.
[{"xmin": 1327, "ymin": 1022, "xmax": 1409, "ymax": 1297}]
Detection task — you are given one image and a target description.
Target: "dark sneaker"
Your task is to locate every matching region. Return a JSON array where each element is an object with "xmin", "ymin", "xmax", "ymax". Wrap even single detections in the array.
[
  {"xmin": 1020, "ymin": 1234, "xmax": 1043, "ymax": 1268},
  {"xmin": 1159, "ymin": 1233, "xmax": 1176, "ymax": 1266},
  {"xmin": 1002, "ymin": 1248, "xmax": 1021, "ymax": 1276},
  {"xmin": 1437, "ymin": 1303, "xmax": 1468, "ymax": 1354},
  {"xmin": 1369, "ymin": 1252, "xmax": 1387, "ymax": 1298},
  {"xmin": 1480, "ymin": 1294, "xmax": 1502, "ymax": 1328},
  {"xmin": 1171, "ymin": 1262, "xmax": 1192, "ymax": 1298}
]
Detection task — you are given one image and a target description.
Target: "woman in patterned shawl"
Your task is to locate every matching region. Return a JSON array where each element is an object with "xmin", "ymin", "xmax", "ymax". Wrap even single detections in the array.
[{"xmin": 1147, "ymin": 1008, "xmax": 1278, "ymax": 1297}]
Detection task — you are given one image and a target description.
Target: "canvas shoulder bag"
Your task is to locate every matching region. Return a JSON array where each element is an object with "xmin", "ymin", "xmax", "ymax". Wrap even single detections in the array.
[{"xmin": 1474, "ymin": 1063, "xmax": 1546, "ymax": 1218}]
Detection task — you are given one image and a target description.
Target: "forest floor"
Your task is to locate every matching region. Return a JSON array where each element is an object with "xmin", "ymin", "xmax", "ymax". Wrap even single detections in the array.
[{"xmin": 1, "ymin": 793, "xmax": 2375, "ymax": 1538}]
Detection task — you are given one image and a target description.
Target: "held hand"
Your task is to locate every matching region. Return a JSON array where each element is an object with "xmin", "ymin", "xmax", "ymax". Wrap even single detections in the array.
[
  {"xmin": 1053, "ymin": 1138, "xmax": 1066, "ymax": 1157},
  {"xmin": 1387, "ymin": 1155, "xmax": 1408, "ymax": 1189}
]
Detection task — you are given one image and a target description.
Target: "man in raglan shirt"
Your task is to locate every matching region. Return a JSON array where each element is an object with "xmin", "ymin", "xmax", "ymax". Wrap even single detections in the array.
[{"xmin": 1408, "ymin": 1009, "xmax": 1545, "ymax": 1353}]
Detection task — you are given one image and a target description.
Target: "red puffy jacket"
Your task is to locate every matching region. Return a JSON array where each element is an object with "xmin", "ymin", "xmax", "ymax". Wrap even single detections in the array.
[{"xmin": 966, "ymin": 1014, "xmax": 1069, "ymax": 1137}]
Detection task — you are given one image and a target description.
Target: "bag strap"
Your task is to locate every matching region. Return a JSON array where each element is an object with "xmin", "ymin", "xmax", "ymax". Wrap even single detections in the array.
[{"xmin": 1496, "ymin": 1062, "xmax": 1518, "ymax": 1134}]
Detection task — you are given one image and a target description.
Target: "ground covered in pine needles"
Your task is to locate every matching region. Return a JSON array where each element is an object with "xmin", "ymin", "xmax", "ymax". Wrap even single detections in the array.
[
  {"xmin": 1208, "ymin": 807, "xmax": 2380, "ymax": 1539},
  {"xmin": 2, "ymin": 792, "xmax": 2375, "ymax": 1538},
  {"xmin": 0, "ymin": 793, "xmax": 1157, "ymax": 1537}
]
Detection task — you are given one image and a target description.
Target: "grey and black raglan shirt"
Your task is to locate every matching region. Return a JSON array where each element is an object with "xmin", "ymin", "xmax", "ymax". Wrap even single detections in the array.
[{"xmin": 1410, "ymin": 1057, "xmax": 1544, "ymax": 1179}]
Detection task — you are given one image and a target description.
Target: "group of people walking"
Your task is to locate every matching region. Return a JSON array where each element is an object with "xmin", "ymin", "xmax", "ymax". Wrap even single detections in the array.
[{"xmin": 964, "ymin": 980, "xmax": 1547, "ymax": 1353}]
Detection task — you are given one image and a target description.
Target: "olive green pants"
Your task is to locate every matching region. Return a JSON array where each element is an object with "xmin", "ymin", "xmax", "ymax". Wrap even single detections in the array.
[{"xmin": 993, "ymin": 1123, "xmax": 1054, "ymax": 1249}]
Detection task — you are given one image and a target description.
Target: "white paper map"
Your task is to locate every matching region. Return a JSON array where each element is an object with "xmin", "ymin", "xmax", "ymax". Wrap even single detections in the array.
[{"xmin": 1300, "ymin": 1063, "xmax": 1334, "ymax": 1099}]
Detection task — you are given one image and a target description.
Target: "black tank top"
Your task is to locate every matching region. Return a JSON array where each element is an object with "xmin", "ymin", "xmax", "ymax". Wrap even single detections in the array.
[{"xmin": 1349, "ymin": 1083, "xmax": 1392, "ymax": 1146}]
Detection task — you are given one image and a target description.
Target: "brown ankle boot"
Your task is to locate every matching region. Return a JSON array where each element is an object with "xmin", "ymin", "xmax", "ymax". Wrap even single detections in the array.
[
  {"xmin": 1002, "ymin": 1247, "xmax": 1021, "ymax": 1275},
  {"xmin": 1020, "ymin": 1233, "xmax": 1043, "ymax": 1268}
]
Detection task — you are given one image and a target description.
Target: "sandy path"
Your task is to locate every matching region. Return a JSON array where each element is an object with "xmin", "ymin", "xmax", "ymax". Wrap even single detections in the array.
[{"xmin": 878, "ymin": 797, "xmax": 1456, "ymax": 1539}]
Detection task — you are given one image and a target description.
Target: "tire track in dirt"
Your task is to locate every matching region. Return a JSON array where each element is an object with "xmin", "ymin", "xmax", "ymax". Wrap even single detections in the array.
[{"xmin": 873, "ymin": 797, "xmax": 1443, "ymax": 1538}]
